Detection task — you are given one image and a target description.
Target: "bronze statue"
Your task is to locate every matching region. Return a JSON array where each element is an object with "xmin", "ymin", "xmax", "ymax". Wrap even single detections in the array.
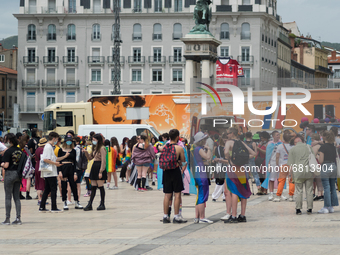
[{"xmin": 189, "ymin": 0, "xmax": 212, "ymax": 35}]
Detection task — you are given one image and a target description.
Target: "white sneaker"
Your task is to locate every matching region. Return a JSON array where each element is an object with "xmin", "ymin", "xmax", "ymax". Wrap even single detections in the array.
[
  {"xmin": 273, "ymin": 196, "xmax": 281, "ymax": 202},
  {"xmin": 268, "ymin": 193, "xmax": 274, "ymax": 201},
  {"xmin": 75, "ymin": 201, "xmax": 83, "ymax": 209},
  {"xmin": 109, "ymin": 186, "xmax": 118, "ymax": 190},
  {"xmin": 220, "ymin": 214, "xmax": 231, "ymax": 220},
  {"xmin": 318, "ymin": 207, "xmax": 329, "ymax": 214},
  {"xmin": 63, "ymin": 201, "xmax": 69, "ymax": 210},
  {"xmin": 119, "ymin": 178, "xmax": 125, "ymax": 182},
  {"xmin": 288, "ymin": 196, "xmax": 294, "ymax": 202},
  {"xmin": 199, "ymin": 218, "xmax": 213, "ymax": 224},
  {"xmin": 328, "ymin": 207, "xmax": 335, "ymax": 213},
  {"xmin": 281, "ymin": 195, "xmax": 288, "ymax": 201},
  {"xmin": 194, "ymin": 218, "xmax": 199, "ymax": 224},
  {"xmin": 67, "ymin": 200, "xmax": 73, "ymax": 205}
]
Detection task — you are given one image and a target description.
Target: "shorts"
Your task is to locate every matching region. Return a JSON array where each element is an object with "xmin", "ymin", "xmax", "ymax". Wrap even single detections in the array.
[
  {"xmin": 135, "ymin": 163, "xmax": 150, "ymax": 167},
  {"xmin": 75, "ymin": 170, "xmax": 84, "ymax": 184},
  {"xmin": 163, "ymin": 167, "xmax": 184, "ymax": 194},
  {"xmin": 59, "ymin": 164, "xmax": 75, "ymax": 179}
]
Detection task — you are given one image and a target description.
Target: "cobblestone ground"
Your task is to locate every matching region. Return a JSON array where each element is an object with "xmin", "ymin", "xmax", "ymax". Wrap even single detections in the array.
[{"xmin": 0, "ymin": 178, "xmax": 340, "ymax": 254}]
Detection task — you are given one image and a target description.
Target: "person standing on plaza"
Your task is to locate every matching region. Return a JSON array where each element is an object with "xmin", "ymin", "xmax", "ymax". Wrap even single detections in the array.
[
  {"xmin": 311, "ymin": 133, "xmax": 324, "ymax": 201},
  {"xmin": 35, "ymin": 138, "xmax": 47, "ymax": 205},
  {"xmin": 287, "ymin": 135, "xmax": 314, "ymax": 215},
  {"xmin": 273, "ymin": 133, "xmax": 294, "ymax": 202},
  {"xmin": 27, "ymin": 128, "xmax": 40, "ymax": 199},
  {"xmin": 305, "ymin": 124, "xmax": 316, "ymax": 145},
  {"xmin": 244, "ymin": 132, "xmax": 260, "ymax": 193},
  {"xmin": 39, "ymin": 132, "xmax": 64, "ymax": 213},
  {"xmin": 224, "ymin": 128, "xmax": 256, "ymax": 223},
  {"xmin": 108, "ymin": 137, "xmax": 120, "ymax": 189},
  {"xmin": 1, "ymin": 133, "xmax": 23, "ymax": 225},
  {"xmin": 119, "ymin": 137, "xmax": 129, "ymax": 182},
  {"xmin": 317, "ymin": 131, "xmax": 338, "ymax": 214},
  {"xmin": 211, "ymin": 137, "xmax": 227, "ymax": 202},
  {"xmin": 104, "ymin": 139, "xmax": 118, "ymax": 189},
  {"xmin": 83, "ymin": 134, "xmax": 107, "ymax": 211},
  {"xmin": 256, "ymin": 132, "xmax": 270, "ymax": 195}
]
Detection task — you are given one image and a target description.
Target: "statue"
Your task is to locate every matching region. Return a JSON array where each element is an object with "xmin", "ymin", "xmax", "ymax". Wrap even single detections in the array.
[{"xmin": 189, "ymin": 0, "xmax": 213, "ymax": 35}]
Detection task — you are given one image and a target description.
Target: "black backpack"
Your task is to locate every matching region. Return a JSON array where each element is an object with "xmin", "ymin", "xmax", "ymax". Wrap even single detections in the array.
[
  {"xmin": 16, "ymin": 152, "xmax": 27, "ymax": 180},
  {"xmin": 231, "ymin": 140, "xmax": 249, "ymax": 166}
]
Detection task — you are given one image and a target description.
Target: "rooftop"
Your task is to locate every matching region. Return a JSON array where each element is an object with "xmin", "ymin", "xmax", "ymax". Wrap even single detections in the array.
[{"xmin": 0, "ymin": 66, "xmax": 18, "ymax": 75}]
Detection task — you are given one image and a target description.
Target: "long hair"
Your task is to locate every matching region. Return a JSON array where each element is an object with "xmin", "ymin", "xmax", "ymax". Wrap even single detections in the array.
[
  {"xmin": 128, "ymin": 136, "xmax": 138, "ymax": 151},
  {"xmin": 121, "ymin": 137, "xmax": 129, "ymax": 146},
  {"xmin": 104, "ymin": 139, "xmax": 111, "ymax": 152},
  {"xmin": 111, "ymin": 137, "xmax": 121, "ymax": 153},
  {"xmin": 19, "ymin": 134, "xmax": 30, "ymax": 150},
  {"xmin": 92, "ymin": 133, "xmax": 104, "ymax": 156}
]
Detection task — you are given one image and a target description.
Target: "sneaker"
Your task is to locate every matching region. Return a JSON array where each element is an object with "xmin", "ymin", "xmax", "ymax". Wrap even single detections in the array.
[
  {"xmin": 67, "ymin": 200, "xmax": 73, "ymax": 205},
  {"xmin": 75, "ymin": 201, "xmax": 83, "ymax": 209},
  {"xmin": 222, "ymin": 199, "xmax": 226, "ymax": 202},
  {"xmin": 84, "ymin": 192, "xmax": 90, "ymax": 197},
  {"xmin": 37, "ymin": 200, "xmax": 41, "ymax": 205},
  {"xmin": 146, "ymin": 186, "xmax": 153, "ymax": 190},
  {"xmin": 194, "ymin": 218, "xmax": 199, "ymax": 224},
  {"xmin": 51, "ymin": 209, "xmax": 63, "ymax": 213},
  {"xmin": 212, "ymin": 199, "xmax": 217, "ymax": 202},
  {"xmin": 109, "ymin": 186, "xmax": 118, "ymax": 190},
  {"xmin": 220, "ymin": 214, "xmax": 231, "ymax": 221},
  {"xmin": 177, "ymin": 215, "xmax": 187, "ymax": 223},
  {"xmin": 1, "ymin": 218, "xmax": 10, "ymax": 225},
  {"xmin": 138, "ymin": 188, "xmax": 143, "ymax": 192},
  {"xmin": 26, "ymin": 195, "xmax": 32, "ymax": 200},
  {"xmin": 152, "ymin": 182, "xmax": 155, "ymax": 186},
  {"xmin": 39, "ymin": 208, "xmax": 50, "ymax": 213},
  {"xmin": 268, "ymin": 193, "xmax": 274, "ymax": 201},
  {"xmin": 289, "ymin": 196, "xmax": 294, "ymax": 202},
  {"xmin": 63, "ymin": 201, "xmax": 69, "ymax": 211},
  {"xmin": 296, "ymin": 209, "xmax": 302, "ymax": 215},
  {"xmin": 83, "ymin": 204, "xmax": 93, "ymax": 211},
  {"xmin": 163, "ymin": 217, "xmax": 171, "ymax": 224},
  {"xmin": 237, "ymin": 215, "xmax": 247, "ymax": 222},
  {"xmin": 328, "ymin": 207, "xmax": 335, "ymax": 213},
  {"xmin": 224, "ymin": 216, "xmax": 238, "ymax": 223},
  {"xmin": 318, "ymin": 207, "xmax": 329, "ymax": 214},
  {"xmin": 173, "ymin": 217, "xmax": 188, "ymax": 224},
  {"xmin": 281, "ymin": 195, "xmax": 288, "ymax": 201},
  {"xmin": 307, "ymin": 209, "xmax": 312, "ymax": 215},
  {"xmin": 12, "ymin": 218, "xmax": 22, "ymax": 225},
  {"xmin": 142, "ymin": 188, "xmax": 148, "ymax": 191},
  {"xmin": 119, "ymin": 178, "xmax": 125, "ymax": 182},
  {"xmin": 199, "ymin": 218, "xmax": 213, "ymax": 224},
  {"xmin": 319, "ymin": 196, "xmax": 324, "ymax": 201},
  {"xmin": 273, "ymin": 196, "xmax": 281, "ymax": 202},
  {"xmin": 313, "ymin": 196, "xmax": 321, "ymax": 201}
]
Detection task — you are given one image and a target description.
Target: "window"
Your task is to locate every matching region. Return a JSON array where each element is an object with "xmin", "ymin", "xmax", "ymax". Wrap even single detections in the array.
[
  {"xmin": 93, "ymin": 0, "xmax": 101, "ymax": 13},
  {"xmin": 174, "ymin": 47, "xmax": 182, "ymax": 62},
  {"xmin": 134, "ymin": 0, "xmax": 142, "ymax": 12},
  {"xmin": 112, "ymin": 24, "xmax": 120, "ymax": 40},
  {"xmin": 334, "ymin": 69, "xmax": 340, "ymax": 78},
  {"xmin": 131, "ymin": 91, "xmax": 142, "ymax": 94},
  {"xmin": 27, "ymin": 92, "xmax": 35, "ymax": 111},
  {"xmin": 220, "ymin": 23, "xmax": 229, "ymax": 40},
  {"xmin": 29, "ymin": 0, "xmax": 37, "ymax": 14},
  {"xmin": 242, "ymin": 68, "xmax": 250, "ymax": 86},
  {"xmin": 57, "ymin": 111, "xmax": 73, "ymax": 126},
  {"xmin": 262, "ymin": 34, "xmax": 264, "ymax": 41},
  {"xmin": 67, "ymin": 48, "xmax": 76, "ymax": 62},
  {"xmin": 171, "ymin": 90, "xmax": 184, "ymax": 93},
  {"xmin": 46, "ymin": 92, "xmax": 55, "ymax": 106},
  {"xmin": 153, "ymin": 48, "xmax": 162, "ymax": 62},
  {"xmin": 48, "ymin": 0, "xmax": 56, "ymax": 12},
  {"xmin": 66, "ymin": 68, "xmax": 76, "ymax": 85},
  {"xmin": 91, "ymin": 69, "xmax": 101, "ymax": 82},
  {"xmin": 92, "ymin": 48, "xmax": 100, "ymax": 62},
  {"xmin": 153, "ymin": 23, "xmax": 162, "ymax": 40},
  {"xmin": 241, "ymin": 46, "xmax": 250, "ymax": 61},
  {"xmin": 242, "ymin": 0, "xmax": 250, "ymax": 4},
  {"xmin": 15, "ymin": 97, "xmax": 17, "ymax": 104},
  {"xmin": 174, "ymin": 0, "xmax": 182, "ymax": 12},
  {"xmin": 220, "ymin": 46, "xmax": 229, "ymax": 57},
  {"xmin": 9, "ymin": 96, "xmax": 12, "ymax": 108},
  {"xmin": 66, "ymin": 92, "xmax": 76, "ymax": 103},
  {"xmin": 0, "ymin": 55, "xmax": 5, "ymax": 62},
  {"xmin": 133, "ymin": 48, "xmax": 141, "ymax": 62},
  {"xmin": 47, "ymin": 24, "xmax": 56, "ymax": 40},
  {"xmin": 1, "ymin": 78, "xmax": 4, "ymax": 90},
  {"xmin": 154, "ymin": 0, "xmax": 162, "ymax": 12},
  {"xmin": 91, "ymin": 91, "xmax": 102, "ymax": 96},
  {"xmin": 133, "ymin": 24, "xmax": 142, "ymax": 40},
  {"xmin": 8, "ymin": 80, "xmax": 11, "ymax": 90},
  {"xmin": 1, "ymin": 96, "xmax": 4, "ymax": 109},
  {"xmin": 27, "ymin": 68, "xmax": 36, "ymax": 84},
  {"xmin": 92, "ymin": 24, "xmax": 101, "ymax": 40},
  {"xmin": 152, "ymin": 69, "xmax": 162, "ymax": 82},
  {"xmin": 111, "ymin": 69, "xmax": 121, "ymax": 81},
  {"xmin": 69, "ymin": 0, "xmax": 76, "ymax": 13},
  {"xmin": 241, "ymin": 23, "xmax": 251, "ymax": 40},
  {"xmin": 48, "ymin": 48, "xmax": 56, "ymax": 62},
  {"xmin": 173, "ymin": 23, "xmax": 182, "ymax": 40},
  {"xmin": 28, "ymin": 48, "xmax": 36, "ymax": 62},
  {"xmin": 67, "ymin": 24, "xmax": 76, "ymax": 40},
  {"xmin": 27, "ymin": 24, "xmax": 36, "ymax": 41},
  {"xmin": 132, "ymin": 69, "xmax": 142, "ymax": 82},
  {"xmin": 173, "ymin": 69, "xmax": 182, "ymax": 82},
  {"xmin": 221, "ymin": 0, "xmax": 229, "ymax": 4},
  {"xmin": 46, "ymin": 68, "xmax": 56, "ymax": 85}
]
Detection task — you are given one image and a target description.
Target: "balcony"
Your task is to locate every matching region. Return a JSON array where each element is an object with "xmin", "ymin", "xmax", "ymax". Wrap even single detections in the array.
[
  {"xmin": 133, "ymin": 8, "xmax": 142, "ymax": 12},
  {"xmin": 220, "ymin": 32, "xmax": 230, "ymax": 40},
  {"xmin": 132, "ymin": 33, "xmax": 142, "ymax": 41},
  {"xmin": 26, "ymin": 34, "xmax": 36, "ymax": 41},
  {"xmin": 47, "ymin": 33, "xmax": 56, "ymax": 41},
  {"xmin": 128, "ymin": 56, "xmax": 145, "ymax": 65},
  {"xmin": 20, "ymin": 104, "xmax": 45, "ymax": 114},
  {"xmin": 169, "ymin": 56, "xmax": 186, "ymax": 65},
  {"xmin": 173, "ymin": 33, "xmax": 182, "ymax": 40},
  {"xmin": 43, "ymin": 56, "xmax": 59, "ymax": 66},
  {"xmin": 316, "ymin": 65, "xmax": 333, "ymax": 75},
  {"xmin": 238, "ymin": 5, "xmax": 253, "ymax": 12},
  {"xmin": 107, "ymin": 56, "xmax": 125, "ymax": 66},
  {"xmin": 22, "ymin": 80, "xmax": 40, "ymax": 89},
  {"xmin": 67, "ymin": 34, "xmax": 76, "ymax": 41},
  {"xmin": 241, "ymin": 32, "xmax": 251, "ymax": 40},
  {"xmin": 23, "ymin": 56, "xmax": 39, "ymax": 66},
  {"xmin": 61, "ymin": 80, "xmax": 80, "ymax": 89},
  {"xmin": 42, "ymin": 80, "xmax": 60, "ymax": 89},
  {"xmin": 148, "ymin": 56, "xmax": 166, "ymax": 66},
  {"xmin": 237, "ymin": 55, "xmax": 254, "ymax": 66},
  {"xmin": 216, "ymin": 5, "xmax": 232, "ymax": 12},
  {"xmin": 152, "ymin": 33, "xmax": 162, "ymax": 40},
  {"xmin": 87, "ymin": 56, "xmax": 105, "ymax": 66},
  {"xmin": 62, "ymin": 56, "xmax": 79, "ymax": 66},
  {"xmin": 91, "ymin": 34, "xmax": 101, "ymax": 41}
]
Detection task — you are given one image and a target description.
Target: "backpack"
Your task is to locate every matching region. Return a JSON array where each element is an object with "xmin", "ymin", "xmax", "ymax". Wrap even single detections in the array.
[
  {"xmin": 231, "ymin": 140, "xmax": 249, "ymax": 166},
  {"xmin": 16, "ymin": 152, "xmax": 27, "ymax": 180},
  {"xmin": 159, "ymin": 143, "xmax": 177, "ymax": 170}
]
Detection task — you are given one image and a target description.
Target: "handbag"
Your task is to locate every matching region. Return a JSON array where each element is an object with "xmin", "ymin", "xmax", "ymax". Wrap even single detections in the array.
[
  {"xmin": 307, "ymin": 145, "xmax": 320, "ymax": 176},
  {"xmin": 39, "ymin": 158, "xmax": 53, "ymax": 173}
]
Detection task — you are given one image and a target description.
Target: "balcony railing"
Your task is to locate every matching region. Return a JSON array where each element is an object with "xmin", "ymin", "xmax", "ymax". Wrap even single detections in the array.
[
  {"xmin": 23, "ymin": 56, "xmax": 39, "ymax": 65},
  {"xmin": 173, "ymin": 33, "xmax": 182, "ymax": 40},
  {"xmin": 67, "ymin": 34, "xmax": 76, "ymax": 40},
  {"xmin": 47, "ymin": 33, "xmax": 57, "ymax": 41},
  {"xmin": 237, "ymin": 55, "xmax": 254, "ymax": 65},
  {"xmin": 316, "ymin": 65, "xmax": 333, "ymax": 75},
  {"xmin": 61, "ymin": 80, "xmax": 80, "ymax": 88},
  {"xmin": 91, "ymin": 33, "xmax": 101, "ymax": 41},
  {"xmin": 26, "ymin": 34, "xmax": 36, "ymax": 41},
  {"xmin": 216, "ymin": 5, "xmax": 232, "ymax": 12},
  {"xmin": 152, "ymin": 33, "xmax": 162, "ymax": 40},
  {"xmin": 107, "ymin": 56, "xmax": 125, "ymax": 65},
  {"xmin": 148, "ymin": 56, "xmax": 166, "ymax": 65},
  {"xmin": 238, "ymin": 5, "xmax": 253, "ymax": 12},
  {"xmin": 22, "ymin": 80, "xmax": 40, "ymax": 89},
  {"xmin": 132, "ymin": 33, "xmax": 142, "ymax": 40},
  {"xmin": 133, "ymin": 8, "xmax": 142, "ymax": 12},
  {"xmin": 62, "ymin": 56, "xmax": 79, "ymax": 65},
  {"xmin": 220, "ymin": 32, "xmax": 230, "ymax": 40},
  {"xmin": 87, "ymin": 56, "xmax": 105, "ymax": 64},
  {"xmin": 128, "ymin": 56, "xmax": 145, "ymax": 64},
  {"xmin": 43, "ymin": 56, "xmax": 59, "ymax": 65},
  {"xmin": 169, "ymin": 56, "xmax": 186, "ymax": 64},
  {"xmin": 241, "ymin": 32, "xmax": 251, "ymax": 40},
  {"xmin": 42, "ymin": 80, "xmax": 60, "ymax": 88}
]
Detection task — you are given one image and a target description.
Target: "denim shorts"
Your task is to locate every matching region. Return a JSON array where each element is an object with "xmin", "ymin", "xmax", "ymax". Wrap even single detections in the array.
[{"xmin": 135, "ymin": 163, "xmax": 150, "ymax": 167}]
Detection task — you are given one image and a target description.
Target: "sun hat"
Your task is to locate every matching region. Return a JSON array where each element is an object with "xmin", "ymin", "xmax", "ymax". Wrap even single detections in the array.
[
  {"xmin": 194, "ymin": 132, "xmax": 208, "ymax": 144},
  {"xmin": 38, "ymin": 137, "xmax": 47, "ymax": 147},
  {"xmin": 252, "ymin": 133, "xmax": 260, "ymax": 140}
]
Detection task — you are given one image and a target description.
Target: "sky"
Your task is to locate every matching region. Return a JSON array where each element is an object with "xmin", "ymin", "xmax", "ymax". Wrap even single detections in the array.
[{"xmin": 0, "ymin": 0, "xmax": 339, "ymax": 42}]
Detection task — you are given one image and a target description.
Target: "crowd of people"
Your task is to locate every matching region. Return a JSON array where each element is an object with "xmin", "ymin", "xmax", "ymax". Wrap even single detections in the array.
[{"xmin": 0, "ymin": 124, "xmax": 339, "ymax": 225}]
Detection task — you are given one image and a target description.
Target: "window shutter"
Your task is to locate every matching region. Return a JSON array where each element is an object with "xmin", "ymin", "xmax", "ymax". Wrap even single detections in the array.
[
  {"xmin": 255, "ymin": 0, "xmax": 261, "ymax": 4},
  {"xmin": 103, "ymin": 0, "xmax": 111, "ymax": 8},
  {"xmin": 184, "ymin": 0, "xmax": 190, "ymax": 7},
  {"xmin": 164, "ymin": 0, "xmax": 171, "ymax": 8},
  {"xmin": 20, "ymin": 0, "xmax": 25, "ymax": 7},
  {"xmin": 123, "ymin": 0, "xmax": 131, "ymax": 8},
  {"xmin": 144, "ymin": 0, "xmax": 151, "ymax": 8}
]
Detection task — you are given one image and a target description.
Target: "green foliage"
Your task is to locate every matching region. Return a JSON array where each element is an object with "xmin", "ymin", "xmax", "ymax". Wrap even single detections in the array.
[{"xmin": 0, "ymin": 36, "xmax": 18, "ymax": 49}]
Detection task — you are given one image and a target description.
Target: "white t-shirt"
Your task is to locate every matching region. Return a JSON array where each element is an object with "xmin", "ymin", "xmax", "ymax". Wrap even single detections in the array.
[
  {"xmin": 0, "ymin": 142, "xmax": 7, "ymax": 152},
  {"xmin": 41, "ymin": 143, "xmax": 58, "ymax": 178},
  {"xmin": 276, "ymin": 143, "xmax": 293, "ymax": 166},
  {"xmin": 269, "ymin": 144, "xmax": 280, "ymax": 167}
]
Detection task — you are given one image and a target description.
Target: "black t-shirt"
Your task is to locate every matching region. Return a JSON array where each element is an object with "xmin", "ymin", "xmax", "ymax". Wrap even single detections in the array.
[
  {"xmin": 2, "ymin": 146, "xmax": 23, "ymax": 171},
  {"xmin": 27, "ymin": 137, "xmax": 40, "ymax": 155},
  {"xmin": 319, "ymin": 143, "xmax": 337, "ymax": 163},
  {"xmin": 58, "ymin": 148, "xmax": 76, "ymax": 164}
]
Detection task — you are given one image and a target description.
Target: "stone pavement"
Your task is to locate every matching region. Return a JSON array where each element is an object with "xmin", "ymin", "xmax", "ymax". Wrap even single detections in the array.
[{"xmin": 0, "ymin": 178, "xmax": 340, "ymax": 255}]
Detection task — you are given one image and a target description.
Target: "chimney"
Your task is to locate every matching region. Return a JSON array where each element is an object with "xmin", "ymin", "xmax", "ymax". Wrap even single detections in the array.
[
  {"xmin": 332, "ymin": 51, "xmax": 336, "ymax": 60},
  {"xmin": 299, "ymin": 43, "xmax": 304, "ymax": 65},
  {"xmin": 0, "ymin": 43, "xmax": 2, "ymax": 51}
]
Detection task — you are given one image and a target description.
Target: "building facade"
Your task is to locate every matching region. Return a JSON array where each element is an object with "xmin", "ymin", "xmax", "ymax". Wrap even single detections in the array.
[
  {"xmin": 328, "ymin": 50, "xmax": 340, "ymax": 89},
  {"xmin": 15, "ymin": 0, "xmax": 281, "ymax": 129},
  {"xmin": 276, "ymin": 25, "xmax": 291, "ymax": 89}
]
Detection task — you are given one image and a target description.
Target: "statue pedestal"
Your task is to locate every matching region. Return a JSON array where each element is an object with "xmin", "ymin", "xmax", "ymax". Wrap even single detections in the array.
[{"xmin": 181, "ymin": 34, "xmax": 221, "ymax": 93}]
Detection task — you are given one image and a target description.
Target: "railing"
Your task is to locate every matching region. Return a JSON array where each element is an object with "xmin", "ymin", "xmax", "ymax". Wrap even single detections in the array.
[
  {"xmin": 169, "ymin": 56, "xmax": 185, "ymax": 64},
  {"xmin": 237, "ymin": 55, "xmax": 254, "ymax": 65},
  {"xmin": 20, "ymin": 104, "xmax": 45, "ymax": 113},
  {"xmin": 148, "ymin": 56, "xmax": 166, "ymax": 64},
  {"xmin": 128, "ymin": 56, "xmax": 145, "ymax": 64},
  {"xmin": 316, "ymin": 65, "xmax": 333, "ymax": 75},
  {"xmin": 132, "ymin": 33, "xmax": 142, "ymax": 40},
  {"xmin": 26, "ymin": 34, "xmax": 36, "ymax": 41},
  {"xmin": 91, "ymin": 33, "xmax": 101, "ymax": 41},
  {"xmin": 133, "ymin": 8, "xmax": 142, "ymax": 12},
  {"xmin": 42, "ymin": 80, "xmax": 60, "ymax": 88},
  {"xmin": 241, "ymin": 32, "xmax": 251, "ymax": 40},
  {"xmin": 238, "ymin": 5, "xmax": 253, "ymax": 12},
  {"xmin": 67, "ymin": 34, "xmax": 76, "ymax": 40},
  {"xmin": 173, "ymin": 33, "xmax": 182, "ymax": 40},
  {"xmin": 87, "ymin": 56, "xmax": 105, "ymax": 64},
  {"xmin": 216, "ymin": 5, "xmax": 232, "ymax": 12},
  {"xmin": 23, "ymin": 56, "xmax": 39, "ymax": 65},
  {"xmin": 22, "ymin": 80, "xmax": 40, "ymax": 88},
  {"xmin": 43, "ymin": 56, "xmax": 59, "ymax": 64},
  {"xmin": 61, "ymin": 80, "xmax": 80, "ymax": 88},
  {"xmin": 62, "ymin": 56, "xmax": 79, "ymax": 64},
  {"xmin": 47, "ymin": 33, "xmax": 57, "ymax": 41},
  {"xmin": 279, "ymin": 33, "xmax": 290, "ymax": 45},
  {"xmin": 152, "ymin": 33, "xmax": 162, "ymax": 40},
  {"xmin": 220, "ymin": 31, "xmax": 230, "ymax": 40},
  {"xmin": 107, "ymin": 56, "xmax": 125, "ymax": 64}
]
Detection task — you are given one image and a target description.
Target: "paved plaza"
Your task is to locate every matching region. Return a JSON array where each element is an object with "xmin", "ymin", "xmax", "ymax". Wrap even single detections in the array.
[{"xmin": 1, "ymin": 178, "xmax": 340, "ymax": 255}]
